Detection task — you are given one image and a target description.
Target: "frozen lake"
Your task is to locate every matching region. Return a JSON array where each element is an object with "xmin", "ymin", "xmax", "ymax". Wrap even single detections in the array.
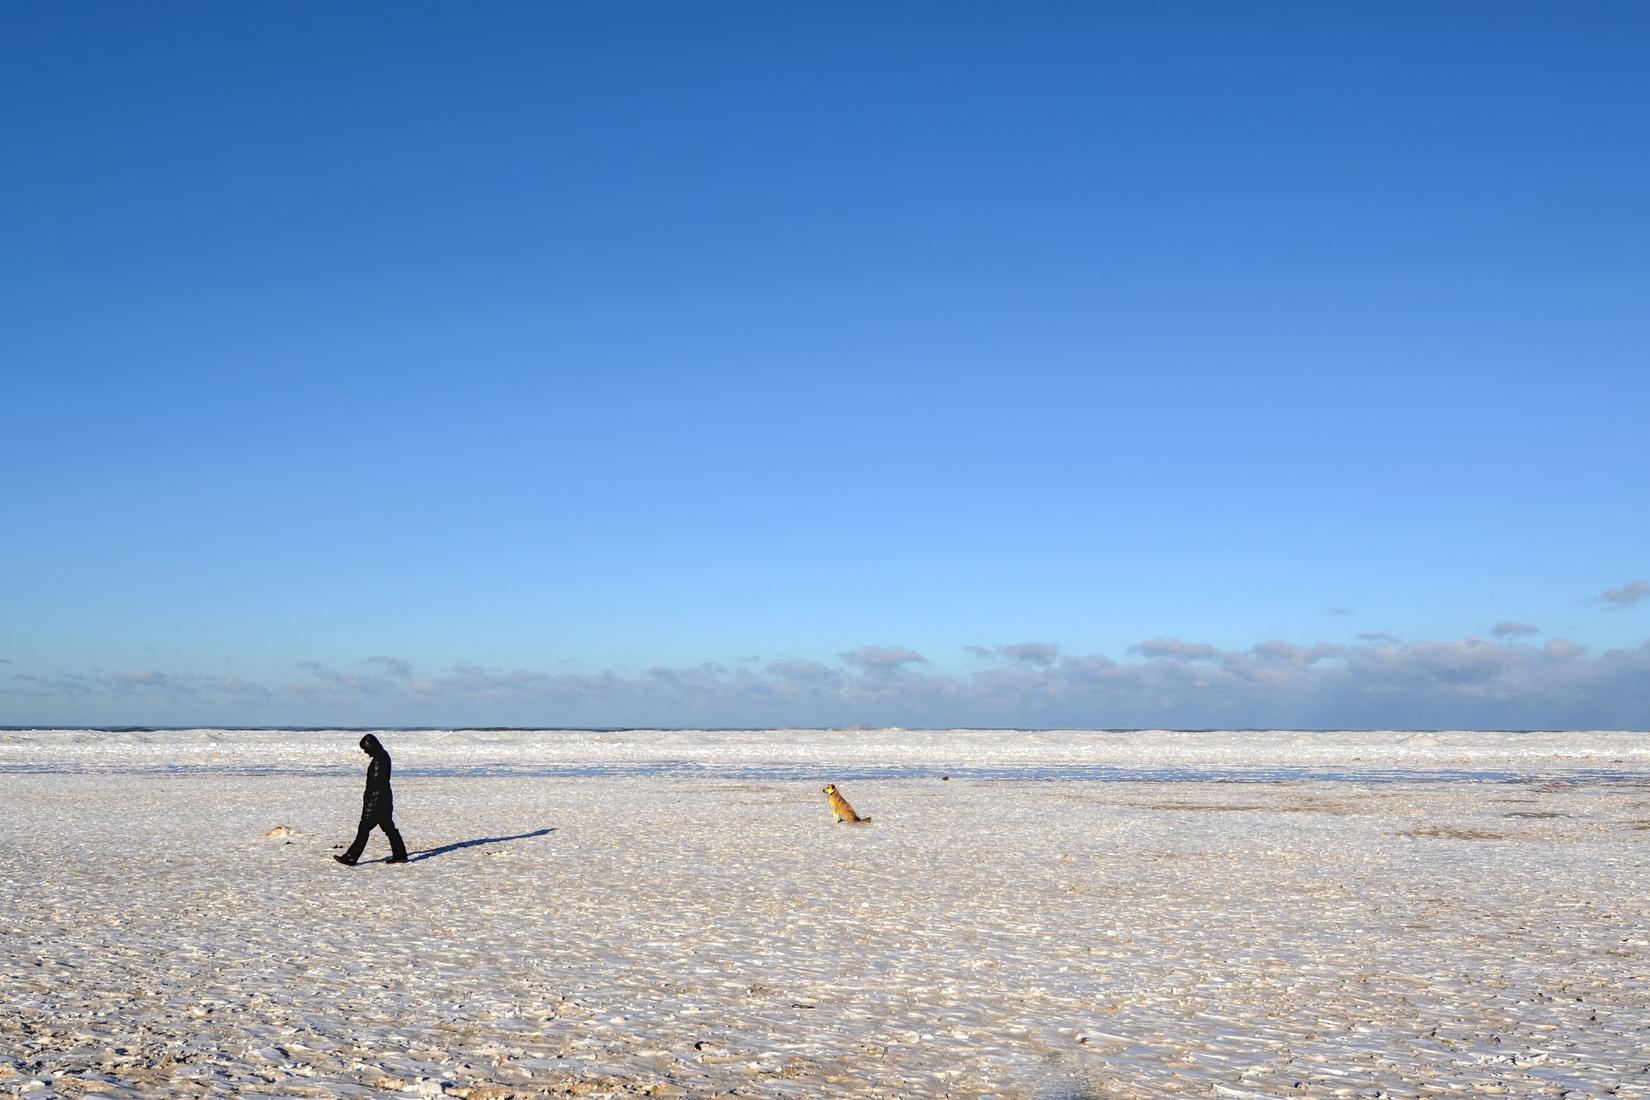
[{"xmin": 4, "ymin": 728, "xmax": 1648, "ymax": 1098}]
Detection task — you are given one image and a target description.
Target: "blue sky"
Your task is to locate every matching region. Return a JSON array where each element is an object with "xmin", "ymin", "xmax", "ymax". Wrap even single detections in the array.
[{"xmin": 3, "ymin": 2, "xmax": 1647, "ymax": 728}]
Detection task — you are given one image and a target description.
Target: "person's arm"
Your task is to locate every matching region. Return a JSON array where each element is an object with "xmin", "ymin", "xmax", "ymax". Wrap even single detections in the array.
[{"xmin": 362, "ymin": 757, "xmax": 386, "ymax": 814}]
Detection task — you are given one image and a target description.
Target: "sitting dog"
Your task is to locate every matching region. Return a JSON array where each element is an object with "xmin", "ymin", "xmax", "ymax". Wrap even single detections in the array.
[{"xmin": 822, "ymin": 783, "xmax": 872, "ymax": 824}]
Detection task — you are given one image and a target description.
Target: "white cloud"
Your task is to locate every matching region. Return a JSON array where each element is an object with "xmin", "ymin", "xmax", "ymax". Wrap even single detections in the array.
[
  {"xmin": 840, "ymin": 645, "xmax": 927, "ymax": 673},
  {"xmin": 1544, "ymin": 638, "xmax": 1585, "ymax": 661},
  {"xmin": 766, "ymin": 659, "xmax": 842, "ymax": 686},
  {"xmin": 970, "ymin": 642, "xmax": 1060, "ymax": 667},
  {"xmin": 1491, "ymin": 622, "xmax": 1538, "ymax": 638},
  {"xmin": 1601, "ymin": 580, "xmax": 1649, "ymax": 609},
  {"xmin": 1128, "ymin": 638, "xmax": 1220, "ymax": 661},
  {"xmin": 1251, "ymin": 640, "xmax": 1344, "ymax": 665},
  {"xmin": 365, "ymin": 656, "xmax": 413, "ymax": 678},
  {"xmin": 4, "ymin": 667, "xmax": 274, "ymax": 707}
]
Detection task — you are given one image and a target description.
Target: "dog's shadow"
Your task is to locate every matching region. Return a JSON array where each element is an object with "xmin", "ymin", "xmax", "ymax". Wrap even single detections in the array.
[{"xmin": 406, "ymin": 827, "xmax": 556, "ymax": 863}]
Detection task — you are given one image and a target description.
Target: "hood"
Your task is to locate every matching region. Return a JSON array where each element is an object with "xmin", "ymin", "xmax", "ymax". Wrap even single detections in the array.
[{"xmin": 359, "ymin": 733, "xmax": 385, "ymax": 756}]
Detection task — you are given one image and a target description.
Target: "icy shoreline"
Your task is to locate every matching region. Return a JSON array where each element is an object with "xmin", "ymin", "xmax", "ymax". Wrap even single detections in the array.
[{"xmin": 2, "ymin": 727, "xmax": 1646, "ymax": 779}]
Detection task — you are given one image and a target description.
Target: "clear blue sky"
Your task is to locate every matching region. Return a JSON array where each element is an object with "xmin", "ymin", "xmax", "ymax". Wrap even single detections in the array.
[{"xmin": 3, "ymin": 2, "xmax": 1647, "ymax": 727}]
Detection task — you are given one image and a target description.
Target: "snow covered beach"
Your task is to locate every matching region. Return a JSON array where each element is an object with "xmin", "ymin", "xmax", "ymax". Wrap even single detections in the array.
[{"xmin": 3, "ymin": 729, "xmax": 1649, "ymax": 1098}]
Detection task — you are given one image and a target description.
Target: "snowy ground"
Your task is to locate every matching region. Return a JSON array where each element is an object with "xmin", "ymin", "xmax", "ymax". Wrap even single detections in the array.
[{"xmin": 3, "ymin": 729, "xmax": 1649, "ymax": 1098}]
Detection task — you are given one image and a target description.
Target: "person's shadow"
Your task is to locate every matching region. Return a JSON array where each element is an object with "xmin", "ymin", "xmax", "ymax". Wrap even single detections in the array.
[{"xmin": 405, "ymin": 827, "xmax": 556, "ymax": 863}]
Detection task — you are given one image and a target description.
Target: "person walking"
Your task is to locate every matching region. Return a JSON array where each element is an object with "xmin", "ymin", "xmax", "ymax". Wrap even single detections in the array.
[{"xmin": 335, "ymin": 733, "xmax": 409, "ymax": 865}]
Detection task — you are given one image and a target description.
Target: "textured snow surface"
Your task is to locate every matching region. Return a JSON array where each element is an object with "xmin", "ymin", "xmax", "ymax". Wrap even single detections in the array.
[{"xmin": 3, "ymin": 730, "xmax": 1649, "ymax": 1098}]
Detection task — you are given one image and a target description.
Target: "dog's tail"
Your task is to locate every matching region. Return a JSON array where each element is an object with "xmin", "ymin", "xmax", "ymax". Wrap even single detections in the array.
[{"xmin": 855, "ymin": 815, "xmax": 873, "ymax": 824}]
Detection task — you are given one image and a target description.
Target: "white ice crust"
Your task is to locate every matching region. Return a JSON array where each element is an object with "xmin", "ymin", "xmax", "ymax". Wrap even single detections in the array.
[{"xmin": 2, "ymin": 726, "xmax": 1646, "ymax": 777}]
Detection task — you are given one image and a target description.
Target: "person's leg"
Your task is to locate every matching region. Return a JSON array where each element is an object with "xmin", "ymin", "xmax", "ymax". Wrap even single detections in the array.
[
  {"xmin": 381, "ymin": 820, "xmax": 408, "ymax": 862},
  {"xmin": 340, "ymin": 817, "xmax": 374, "ymax": 863}
]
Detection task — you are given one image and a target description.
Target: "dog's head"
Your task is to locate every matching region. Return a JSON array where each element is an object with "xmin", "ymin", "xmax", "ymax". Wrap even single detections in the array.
[{"xmin": 822, "ymin": 783, "xmax": 837, "ymax": 796}]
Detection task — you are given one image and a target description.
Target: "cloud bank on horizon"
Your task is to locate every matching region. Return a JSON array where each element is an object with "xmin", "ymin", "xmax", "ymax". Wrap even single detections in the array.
[{"xmin": 8, "ymin": 627, "xmax": 1649, "ymax": 731}]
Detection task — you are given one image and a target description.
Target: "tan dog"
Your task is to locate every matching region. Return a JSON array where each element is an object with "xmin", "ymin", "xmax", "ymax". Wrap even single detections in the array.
[{"xmin": 822, "ymin": 783, "xmax": 872, "ymax": 825}]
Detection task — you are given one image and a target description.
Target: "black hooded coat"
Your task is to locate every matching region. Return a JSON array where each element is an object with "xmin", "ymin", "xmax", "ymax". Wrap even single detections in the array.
[
  {"xmin": 340, "ymin": 733, "xmax": 407, "ymax": 864},
  {"xmin": 359, "ymin": 733, "xmax": 394, "ymax": 823}
]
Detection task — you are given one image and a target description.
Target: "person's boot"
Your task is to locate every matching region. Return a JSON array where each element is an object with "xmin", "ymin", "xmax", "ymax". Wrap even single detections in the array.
[
  {"xmin": 384, "ymin": 824, "xmax": 409, "ymax": 863},
  {"xmin": 333, "ymin": 854, "xmax": 357, "ymax": 866}
]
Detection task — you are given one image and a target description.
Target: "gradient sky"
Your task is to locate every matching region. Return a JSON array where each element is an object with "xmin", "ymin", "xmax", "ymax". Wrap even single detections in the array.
[{"xmin": 3, "ymin": 2, "xmax": 1647, "ymax": 728}]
